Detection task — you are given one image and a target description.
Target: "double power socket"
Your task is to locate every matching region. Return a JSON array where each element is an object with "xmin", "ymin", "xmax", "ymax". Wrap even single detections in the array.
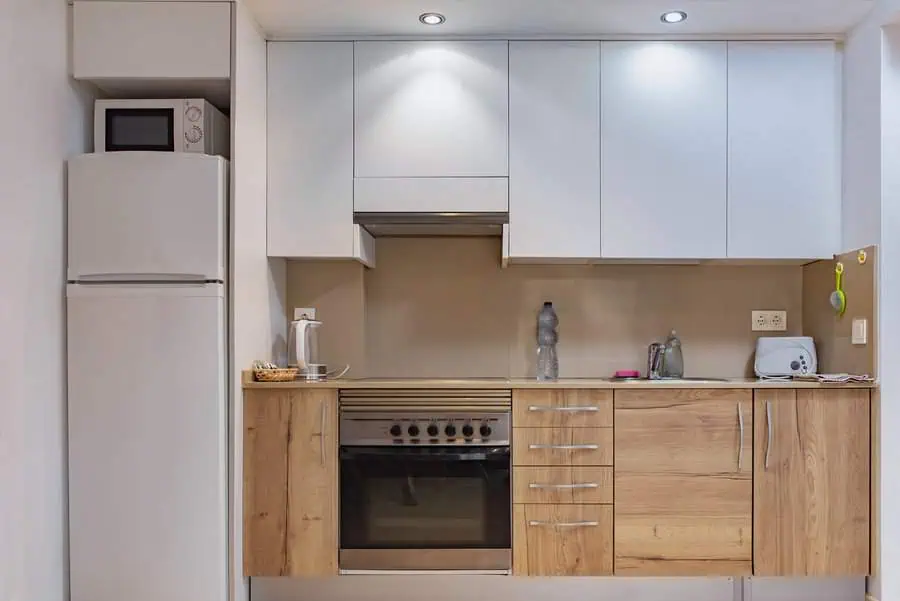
[{"xmin": 751, "ymin": 310, "xmax": 787, "ymax": 332}]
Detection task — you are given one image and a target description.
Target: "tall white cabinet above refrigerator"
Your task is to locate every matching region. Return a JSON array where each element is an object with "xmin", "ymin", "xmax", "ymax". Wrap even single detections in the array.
[{"xmin": 66, "ymin": 153, "xmax": 228, "ymax": 601}]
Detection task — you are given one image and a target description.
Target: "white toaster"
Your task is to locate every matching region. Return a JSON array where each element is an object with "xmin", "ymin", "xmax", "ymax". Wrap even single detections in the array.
[{"xmin": 754, "ymin": 336, "xmax": 818, "ymax": 378}]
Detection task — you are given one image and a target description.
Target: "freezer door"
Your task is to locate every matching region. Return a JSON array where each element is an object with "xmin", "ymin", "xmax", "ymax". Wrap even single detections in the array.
[
  {"xmin": 67, "ymin": 283, "xmax": 226, "ymax": 601},
  {"xmin": 67, "ymin": 152, "xmax": 227, "ymax": 282}
]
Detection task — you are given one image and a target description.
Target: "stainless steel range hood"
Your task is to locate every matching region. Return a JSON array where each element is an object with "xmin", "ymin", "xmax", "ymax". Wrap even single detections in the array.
[{"xmin": 354, "ymin": 212, "xmax": 508, "ymax": 237}]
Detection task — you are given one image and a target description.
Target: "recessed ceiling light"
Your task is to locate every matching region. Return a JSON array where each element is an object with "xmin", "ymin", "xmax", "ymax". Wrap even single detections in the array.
[
  {"xmin": 660, "ymin": 10, "xmax": 688, "ymax": 23},
  {"xmin": 419, "ymin": 12, "xmax": 446, "ymax": 26}
]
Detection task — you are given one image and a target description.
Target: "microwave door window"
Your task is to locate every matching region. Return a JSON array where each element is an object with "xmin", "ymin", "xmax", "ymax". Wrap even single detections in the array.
[{"xmin": 106, "ymin": 108, "xmax": 175, "ymax": 151}]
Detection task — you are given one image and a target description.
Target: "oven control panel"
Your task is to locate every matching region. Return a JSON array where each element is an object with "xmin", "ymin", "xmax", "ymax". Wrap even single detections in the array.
[{"xmin": 340, "ymin": 412, "xmax": 510, "ymax": 446}]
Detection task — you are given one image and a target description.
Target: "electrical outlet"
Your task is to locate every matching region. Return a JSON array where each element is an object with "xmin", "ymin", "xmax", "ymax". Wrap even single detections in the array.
[
  {"xmin": 294, "ymin": 307, "xmax": 316, "ymax": 320},
  {"xmin": 752, "ymin": 310, "xmax": 788, "ymax": 332},
  {"xmin": 769, "ymin": 311, "xmax": 786, "ymax": 331}
]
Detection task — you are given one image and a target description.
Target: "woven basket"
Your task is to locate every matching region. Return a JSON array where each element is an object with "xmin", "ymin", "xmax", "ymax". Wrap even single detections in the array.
[{"xmin": 254, "ymin": 368, "xmax": 298, "ymax": 382}]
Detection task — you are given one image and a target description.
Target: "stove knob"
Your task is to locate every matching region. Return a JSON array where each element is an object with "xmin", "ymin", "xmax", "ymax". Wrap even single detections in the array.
[
  {"xmin": 445, "ymin": 424, "xmax": 457, "ymax": 437},
  {"xmin": 389, "ymin": 424, "xmax": 402, "ymax": 437},
  {"xmin": 408, "ymin": 425, "xmax": 420, "ymax": 437},
  {"xmin": 427, "ymin": 424, "xmax": 439, "ymax": 437},
  {"xmin": 462, "ymin": 424, "xmax": 475, "ymax": 438},
  {"xmin": 480, "ymin": 424, "xmax": 492, "ymax": 438}
]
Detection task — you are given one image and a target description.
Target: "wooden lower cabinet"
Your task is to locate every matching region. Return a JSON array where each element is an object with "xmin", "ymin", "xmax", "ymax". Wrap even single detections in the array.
[
  {"xmin": 614, "ymin": 389, "xmax": 753, "ymax": 576},
  {"xmin": 513, "ymin": 504, "xmax": 613, "ymax": 576},
  {"xmin": 753, "ymin": 388, "xmax": 870, "ymax": 575},
  {"xmin": 243, "ymin": 388, "xmax": 338, "ymax": 576},
  {"xmin": 238, "ymin": 384, "xmax": 871, "ymax": 579}
]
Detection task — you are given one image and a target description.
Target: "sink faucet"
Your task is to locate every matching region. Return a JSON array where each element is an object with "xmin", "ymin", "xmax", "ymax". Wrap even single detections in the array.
[{"xmin": 647, "ymin": 331, "xmax": 685, "ymax": 379}]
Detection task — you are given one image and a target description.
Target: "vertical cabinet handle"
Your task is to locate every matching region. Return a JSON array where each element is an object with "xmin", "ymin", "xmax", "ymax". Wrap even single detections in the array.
[
  {"xmin": 320, "ymin": 400, "xmax": 326, "ymax": 467},
  {"xmin": 765, "ymin": 400, "xmax": 773, "ymax": 470},
  {"xmin": 737, "ymin": 402, "xmax": 744, "ymax": 471}
]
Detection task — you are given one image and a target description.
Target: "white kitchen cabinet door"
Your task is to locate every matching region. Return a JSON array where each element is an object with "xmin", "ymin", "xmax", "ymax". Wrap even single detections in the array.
[
  {"xmin": 268, "ymin": 42, "xmax": 373, "ymax": 261},
  {"xmin": 72, "ymin": 1, "xmax": 231, "ymax": 80},
  {"xmin": 727, "ymin": 42, "xmax": 840, "ymax": 259},
  {"xmin": 354, "ymin": 41, "xmax": 509, "ymax": 178},
  {"xmin": 508, "ymin": 42, "xmax": 601, "ymax": 260},
  {"xmin": 600, "ymin": 42, "xmax": 727, "ymax": 259}
]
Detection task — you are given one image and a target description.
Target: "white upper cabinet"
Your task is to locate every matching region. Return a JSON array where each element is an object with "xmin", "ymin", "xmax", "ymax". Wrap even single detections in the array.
[
  {"xmin": 600, "ymin": 42, "xmax": 727, "ymax": 259},
  {"xmin": 267, "ymin": 42, "xmax": 372, "ymax": 264},
  {"xmin": 354, "ymin": 41, "xmax": 509, "ymax": 178},
  {"xmin": 72, "ymin": 1, "xmax": 231, "ymax": 80},
  {"xmin": 727, "ymin": 42, "xmax": 840, "ymax": 259},
  {"xmin": 508, "ymin": 42, "xmax": 601, "ymax": 260}
]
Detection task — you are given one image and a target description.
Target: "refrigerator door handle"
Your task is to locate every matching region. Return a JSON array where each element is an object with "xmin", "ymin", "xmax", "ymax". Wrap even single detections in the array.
[{"xmin": 74, "ymin": 273, "xmax": 215, "ymax": 283}]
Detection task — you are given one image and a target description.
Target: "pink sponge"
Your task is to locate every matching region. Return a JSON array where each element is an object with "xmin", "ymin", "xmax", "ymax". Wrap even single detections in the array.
[{"xmin": 614, "ymin": 370, "xmax": 641, "ymax": 379}]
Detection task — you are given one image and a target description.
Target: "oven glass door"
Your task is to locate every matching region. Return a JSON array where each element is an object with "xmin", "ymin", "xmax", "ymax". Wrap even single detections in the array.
[
  {"xmin": 105, "ymin": 108, "xmax": 175, "ymax": 152},
  {"xmin": 340, "ymin": 445, "xmax": 510, "ymax": 550}
]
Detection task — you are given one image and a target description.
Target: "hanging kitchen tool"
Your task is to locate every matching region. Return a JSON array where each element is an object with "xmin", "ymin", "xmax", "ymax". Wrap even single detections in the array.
[{"xmin": 830, "ymin": 262, "xmax": 846, "ymax": 316}]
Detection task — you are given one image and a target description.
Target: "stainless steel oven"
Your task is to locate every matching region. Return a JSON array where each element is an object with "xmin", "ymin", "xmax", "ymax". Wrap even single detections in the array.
[{"xmin": 338, "ymin": 389, "xmax": 512, "ymax": 574}]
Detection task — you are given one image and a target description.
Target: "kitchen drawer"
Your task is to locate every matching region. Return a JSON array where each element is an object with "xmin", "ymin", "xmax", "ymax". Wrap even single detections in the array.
[
  {"xmin": 513, "ymin": 428, "xmax": 613, "ymax": 466},
  {"xmin": 513, "ymin": 504, "xmax": 613, "ymax": 576},
  {"xmin": 513, "ymin": 389, "xmax": 613, "ymax": 428},
  {"xmin": 513, "ymin": 466, "xmax": 612, "ymax": 504}
]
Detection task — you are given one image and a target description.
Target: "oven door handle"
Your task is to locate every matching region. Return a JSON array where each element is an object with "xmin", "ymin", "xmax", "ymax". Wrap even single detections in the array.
[{"xmin": 339, "ymin": 446, "xmax": 510, "ymax": 461}]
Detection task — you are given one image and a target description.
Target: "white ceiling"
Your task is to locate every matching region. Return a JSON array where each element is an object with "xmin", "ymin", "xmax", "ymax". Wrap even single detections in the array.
[{"xmin": 247, "ymin": 0, "xmax": 873, "ymax": 39}]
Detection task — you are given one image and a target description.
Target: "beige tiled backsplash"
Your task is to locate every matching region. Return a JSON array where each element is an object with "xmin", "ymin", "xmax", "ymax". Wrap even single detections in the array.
[{"xmin": 286, "ymin": 238, "xmax": 804, "ymax": 379}]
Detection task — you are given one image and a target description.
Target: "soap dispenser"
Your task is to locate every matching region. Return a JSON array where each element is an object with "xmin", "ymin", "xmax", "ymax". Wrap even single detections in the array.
[{"xmin": 662, "ymin": 330, "xmax": 684, "ymax": 378}]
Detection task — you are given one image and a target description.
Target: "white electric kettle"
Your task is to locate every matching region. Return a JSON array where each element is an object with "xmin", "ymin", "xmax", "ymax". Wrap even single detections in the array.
[{"xmin": 288, "ymin": 315, "xmax": 326, "ymax": 380}]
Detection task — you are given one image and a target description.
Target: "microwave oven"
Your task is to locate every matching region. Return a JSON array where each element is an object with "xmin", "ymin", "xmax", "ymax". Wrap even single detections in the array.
[{"xmin": 94, "ymin": 99, "xmax": 230, "ymax": 158}]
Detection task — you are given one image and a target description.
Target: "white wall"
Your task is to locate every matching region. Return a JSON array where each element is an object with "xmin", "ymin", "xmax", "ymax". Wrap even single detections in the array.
[
  {"xmin": 880, "ymin": 22, "xmax": 900, "ymax": 601},
  {"xmin": 843, "ymin": 1, "xmax": 900, "ymax": 599},
  {"xmin": 230, "ymin": 2, "xmax": 287, "ymax": 601},
  {"xmin": 0, "ymin": 3, "xmax": 96, "ymax": 601}
]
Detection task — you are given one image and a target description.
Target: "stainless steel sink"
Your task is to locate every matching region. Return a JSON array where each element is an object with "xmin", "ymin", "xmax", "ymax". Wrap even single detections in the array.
[
  {"xmin": 606, "ymin": 377, "xmax": 732, "ymax": 383},
  {"xmin": 645, "ymin": 377, "xmax": 732, "ymax": 383}
]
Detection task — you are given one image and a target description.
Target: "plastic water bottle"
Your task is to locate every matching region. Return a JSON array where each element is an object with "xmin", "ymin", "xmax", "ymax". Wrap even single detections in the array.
[{"xmin": 536, "ymin": 302, "xmax": 559, "ymax": 381}]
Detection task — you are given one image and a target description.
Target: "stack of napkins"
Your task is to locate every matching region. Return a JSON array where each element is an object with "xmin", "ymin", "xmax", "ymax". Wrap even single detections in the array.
[{"xmin": 792, "ymin": 373, "xmax": 875, "ymax": 384}]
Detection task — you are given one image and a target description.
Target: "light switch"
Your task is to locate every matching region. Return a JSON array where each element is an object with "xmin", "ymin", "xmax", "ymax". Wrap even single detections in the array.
[{"xmin": 852, "ymin": 318, "xmax": 867, "ymax": 345}]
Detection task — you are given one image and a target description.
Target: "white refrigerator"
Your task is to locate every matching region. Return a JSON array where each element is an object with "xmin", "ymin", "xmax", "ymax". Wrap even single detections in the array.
[{"xmin": 66, "ymin": 153, "xmax": 228, "ymax": 601}]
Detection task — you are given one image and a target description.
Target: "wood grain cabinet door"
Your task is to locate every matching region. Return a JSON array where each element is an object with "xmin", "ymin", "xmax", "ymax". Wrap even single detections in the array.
[
  {"xmin": 753, "ymin": 388, "xmax": 870, "ymax": 576},
  {"xmin": 513, "ymin": 504, "xmax": 613, "ymax": 576},
  {"xmin": 243, "ymin": 389, "xmax": 338, "ymax": 576},
  {"xmin": 614, "ymin": 389, "xmax": 753, "ymax": 576}
]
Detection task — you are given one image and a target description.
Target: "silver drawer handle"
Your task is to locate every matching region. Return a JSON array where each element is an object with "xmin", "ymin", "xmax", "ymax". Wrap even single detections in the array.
[
  {"xmin": 528, "ymin": 444, "xmax": 599, "ymax": 450},
  {"xmin": 529, "ymin": 483, "xmax": 599, "ymax": 490},
  {"xmin": 528, "ymin": 405, "xmax": 599, "ymax": 412},
  {"xmin": 528, "ymin": 520, "xmax": 599, "ymax": 528}
]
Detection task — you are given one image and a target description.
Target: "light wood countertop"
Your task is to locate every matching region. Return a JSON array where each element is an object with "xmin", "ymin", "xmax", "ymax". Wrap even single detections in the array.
[{"xmin": 242, "ymin": 372, "xmax": 875, "ymax": 390}]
